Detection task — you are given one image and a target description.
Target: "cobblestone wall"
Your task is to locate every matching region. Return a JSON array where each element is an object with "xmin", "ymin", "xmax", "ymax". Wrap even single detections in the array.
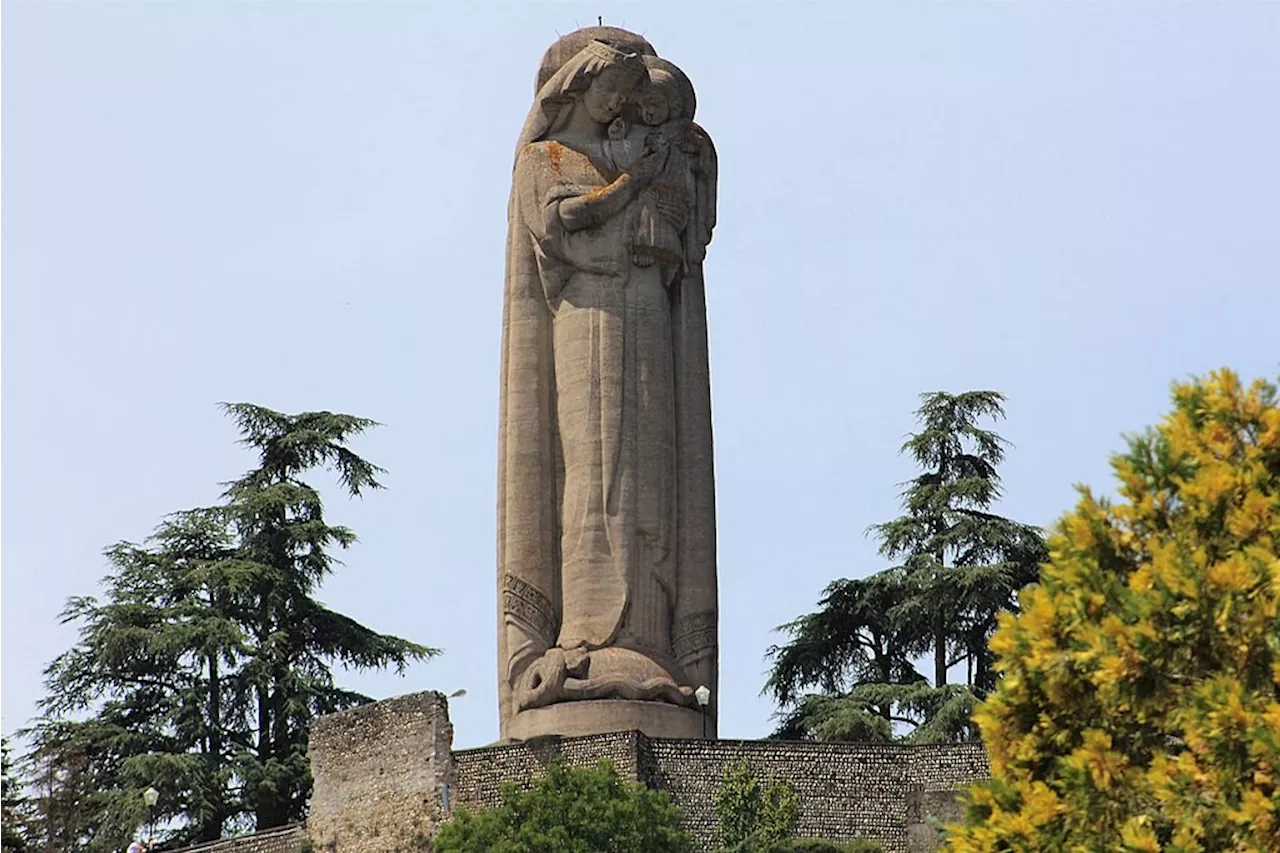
[{"xmin": 451, "ymin": 731, "xmax": 642, "ymax": 810}]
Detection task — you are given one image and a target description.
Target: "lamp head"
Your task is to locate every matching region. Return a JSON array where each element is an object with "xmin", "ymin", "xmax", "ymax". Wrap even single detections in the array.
[
  {"xmin": 694, "ymin": 685, "xmax": 711, "ymax": 707},
  {"xmin": 143, "ymin": 786, "xmax": 160, "ymax": 807}
]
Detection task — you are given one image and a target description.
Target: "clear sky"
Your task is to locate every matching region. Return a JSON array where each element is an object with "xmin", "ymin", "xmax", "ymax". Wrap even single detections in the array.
[{"xmin": 3, "ymin": 2, "xmax": 1278, "ymax": 751}]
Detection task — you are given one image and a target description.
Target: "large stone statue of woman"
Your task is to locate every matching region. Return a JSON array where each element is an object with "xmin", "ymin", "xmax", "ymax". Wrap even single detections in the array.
[{"xmin": 496, "ymin": 28, "xmax": 718, "ymax": 741}]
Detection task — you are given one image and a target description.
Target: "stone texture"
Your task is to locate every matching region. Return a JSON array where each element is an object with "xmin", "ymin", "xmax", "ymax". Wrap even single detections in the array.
[
  {"xmin": 497, "ymin": 28, "xmax": 720, "ymax": 741},
  {"xmin": 161, "ymin": 825, "xmax": 305, "ymax": 853},
  {"xmin": 307, "ymin": 693, "xmax": 987, "ymax": 852},
  {"xmin": 504, "ymin": 698, "xmax": 706, "ymax": 741},
  {"xmin": 452, "ymin": 727, "xmax": 988, "ymax": 853},
  {"xmin": 307, "ymin": 691, "xmax": 455, "ymax": 853}
]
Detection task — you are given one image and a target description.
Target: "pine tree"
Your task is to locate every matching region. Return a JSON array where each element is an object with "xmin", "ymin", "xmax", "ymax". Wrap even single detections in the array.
[
  {"xmin": 943, "ymin": 370, "xmax": 1280, "ymax": 851},
  {"xmin": 2, "ymin": 737, "xmax": 32, "ymax": 852},
  {"xmin": 35, "ymin": 507, "xmax": 245, "ymax": 848},
  {"xmin": 766, "ymin": 570, "xmax": 924, "ymax": 742},
  {"xmin": 217, "ymin": 404, "xmax": 436, "ymax": 829},
  {"xmin": 767, "ymin": 392, "xmax": 1046, "ymax": 743},
  {"xmin": 20, "ymin": 719, "xmax": 137, "ymax": 853},
  {"xmin": 31, "ymin": 404, "xmax": 438, "ymax": 846}
]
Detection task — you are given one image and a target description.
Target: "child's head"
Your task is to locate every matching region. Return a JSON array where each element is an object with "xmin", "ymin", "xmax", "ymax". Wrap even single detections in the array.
[
  {"xmin": 637, "ymin": 57, "xmax": 696, "ymax": 126},
  {"xmin": 637, "ymin": 74, "xmax": 676, "ymax": 126}
]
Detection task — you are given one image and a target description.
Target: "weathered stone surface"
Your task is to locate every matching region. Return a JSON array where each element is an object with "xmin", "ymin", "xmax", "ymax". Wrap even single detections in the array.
[
  {"xmin": 452, "ymin": 727, "xmax": 989, "ymax": 853},
  {"xmin": 497, "ymin": 27, "xmax": 720, "ymax": 741},
  {"xmin": 307, "ymin": 691, "xmax": 455, "ymax": 853},
  {"xmin": 504, "ymin": 698, "xmax": 706, "ymax": 741},
  {"xmin": 159, "ymin": 825, "xmax": 305, "ymax": 853},
  {"xmin": 306, "ymin": 693, "xmax": 986, "ymax": 853}
]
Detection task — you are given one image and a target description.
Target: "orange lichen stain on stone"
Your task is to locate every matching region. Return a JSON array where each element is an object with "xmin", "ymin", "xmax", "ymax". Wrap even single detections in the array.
[{"xmin": 547, "ymin": 142, "xmax": 563, "ymax": 175}]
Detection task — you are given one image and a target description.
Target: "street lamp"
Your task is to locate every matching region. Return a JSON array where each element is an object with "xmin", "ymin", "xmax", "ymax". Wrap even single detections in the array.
[
  {"xmin": 448, "ymin": 689, "xmax": 468, "ymax": 699},
  {"xmin": 142, "ymin": 786, "xmax": 159, "ymax": 848},
  {"xmin": 694, "ymin": 685, "xmax": 711, "ymax": 739}
]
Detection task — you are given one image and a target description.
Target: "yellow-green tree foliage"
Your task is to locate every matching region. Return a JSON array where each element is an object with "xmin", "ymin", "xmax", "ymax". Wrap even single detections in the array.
[{"xmin": 945, "ymin": 370, "xmax": 1280, "ymax": 852}]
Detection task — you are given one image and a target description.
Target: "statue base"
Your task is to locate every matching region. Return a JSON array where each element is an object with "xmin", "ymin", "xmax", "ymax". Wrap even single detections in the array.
[{"xmin": 506, "ymin": 699, "xmax": 712, "ymax": 741}]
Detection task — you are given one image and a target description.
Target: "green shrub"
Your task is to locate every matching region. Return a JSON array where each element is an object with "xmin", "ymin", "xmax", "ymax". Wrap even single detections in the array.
[
  {"xmin": 715, "ymin": 761, "xmax": 799, "ymax": 848},
  {"xmin": 433, "ymin": 759, "xmax": 693, "ymax": 853}
]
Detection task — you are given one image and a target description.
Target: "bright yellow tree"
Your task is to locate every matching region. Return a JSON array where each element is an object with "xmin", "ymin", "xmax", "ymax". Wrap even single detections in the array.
[{"xmin": 944, "ymin": 369, "xmax": 1280, "ymax": 852}]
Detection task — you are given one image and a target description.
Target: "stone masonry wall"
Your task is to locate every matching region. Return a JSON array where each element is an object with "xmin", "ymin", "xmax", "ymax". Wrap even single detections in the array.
[
  {"xmin": 304, "ymin": 693, "xmax": 988, "ymax": 853},
  {"xmin": 308, "ymin": 691, "xmax": 455, "ymax": 853},
  {"xmin": 163, "ymin": 824, "xmax": 306, "ymax": 853},
  {"xmin": 451, "ymin": 731, "xmax": 642, "ymax": 811},
  {"xmin": 449, "ymin": 730, "xmax": 988, "ymax": 853}
]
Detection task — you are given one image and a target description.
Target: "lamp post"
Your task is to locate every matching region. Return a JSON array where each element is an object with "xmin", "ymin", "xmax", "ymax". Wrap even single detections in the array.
[
  {"xmin": 694, "ymin": 685, "xmax": 711, "ymax": 739},
  {"xmin": 142, "ymin": 786, "xmax": 159, "ymax": 849}
]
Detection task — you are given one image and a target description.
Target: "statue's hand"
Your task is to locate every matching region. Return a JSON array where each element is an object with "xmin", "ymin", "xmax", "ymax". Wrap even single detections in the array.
[{"xmin": 628, "ymin": 144, "xmax": 667, "ymax": 185}]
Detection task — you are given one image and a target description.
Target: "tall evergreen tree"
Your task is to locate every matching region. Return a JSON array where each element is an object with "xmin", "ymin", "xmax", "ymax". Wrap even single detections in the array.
[
  {"xmin": 20, "ymin": 718, "xmax": 138, "ymax": 853},
  {"xmin": 0, "ymin": 727, "xmax": 26, "ymax": 845},
  {"xmin": 767, "ymin": 392, "xmax": 1046, "ymax": 743},
  {"xmin": 34, "ymin": 507, "xmax": 245, "ymax": 849},
  {"xmin": 217, "ymin": 404, "xmax": 436, "ymax": 828},
  {"xmin": 31, "ymin": 405, "xmax": 437, "ymax": 848}
]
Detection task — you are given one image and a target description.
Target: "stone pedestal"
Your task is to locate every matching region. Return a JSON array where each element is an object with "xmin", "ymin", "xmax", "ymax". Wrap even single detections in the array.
[{"xmin": 506, "ymin": 699, "xmax": 711, "ymax": 741}]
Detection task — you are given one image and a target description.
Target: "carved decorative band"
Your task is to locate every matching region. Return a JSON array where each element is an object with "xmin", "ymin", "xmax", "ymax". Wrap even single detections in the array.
[
  {"xmin": 502, "ymin": 574, "xmax": 556, "ymax": 640},
  {"xmin": 671, "ymin": 610, "xmax": 717, "ymax": 660}
]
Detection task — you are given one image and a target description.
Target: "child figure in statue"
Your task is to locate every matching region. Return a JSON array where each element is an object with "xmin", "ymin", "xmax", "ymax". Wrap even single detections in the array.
[{"xmin": 625, "ymin": 66, "xmax": 698, "ymax": 277}]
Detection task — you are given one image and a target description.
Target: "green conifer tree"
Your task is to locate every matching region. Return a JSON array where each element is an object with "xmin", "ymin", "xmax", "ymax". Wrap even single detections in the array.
[
  {"xmin": 2, "ymin": 737, "xmax": 33, "ymax": 852},
  {"xmin": 768, "ymin": 392, "xmax": 1046, "ymax": 743},
  {"xmin": 31, "ymin": 405, "xmax": 437, "ymax": 848}
]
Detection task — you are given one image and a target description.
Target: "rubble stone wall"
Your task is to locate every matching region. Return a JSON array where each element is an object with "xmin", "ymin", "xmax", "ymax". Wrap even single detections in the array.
[
  {"xmin": 450, "ymin": 729, "xmax": 987, "ymax": 853},
  {"xmin": 307, "ymin": 691, "xmax": 455, "ymax": 853},
  {"xmin": 299, "ymin": 694, "xmax": 988, "ymax": 853}
]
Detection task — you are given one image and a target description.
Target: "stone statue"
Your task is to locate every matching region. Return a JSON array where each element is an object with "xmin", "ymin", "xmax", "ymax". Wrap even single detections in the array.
[{"xmin": 496, "ymin": 28, "xmax": 719, "ymax": 741}]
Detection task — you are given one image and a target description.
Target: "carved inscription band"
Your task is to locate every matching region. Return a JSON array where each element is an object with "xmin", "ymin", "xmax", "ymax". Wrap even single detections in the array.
[
  {"xmin": 502, "ymin": 573, "xmax": 556, "ymax": 641},
  {"xmin": 672, "ymin": 610, "xmax": 717, "ymax": 661}
]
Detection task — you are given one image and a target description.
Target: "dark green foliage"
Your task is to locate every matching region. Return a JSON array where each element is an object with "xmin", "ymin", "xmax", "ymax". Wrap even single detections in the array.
[
  {"xmin": 715, "ymin": 761, "xmax": 798, "ymax": 850},
  {"xmin": 767, "ymin": 392, "xmax": 1046, "ymax": 744},
  {"xmin": 434, "ymin": 760, "xmax": 694, "ymax": 853},
  {"xmin": 2, "ymin": 737, "xmax": 32, "ymax": 852},
  {"xmin": 28, "ymin": 405, "xmax": 438, "ymax": 850}
]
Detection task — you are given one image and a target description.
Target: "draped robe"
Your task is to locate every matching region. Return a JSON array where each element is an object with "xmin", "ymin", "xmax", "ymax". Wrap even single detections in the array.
[{"xmin": 497, "ymin": 107, "xmax": 718, "ymax": 740}]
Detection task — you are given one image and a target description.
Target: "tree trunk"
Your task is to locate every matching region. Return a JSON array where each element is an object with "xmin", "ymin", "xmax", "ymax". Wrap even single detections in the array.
[
  {"xmin": 874, "ymin": 638, "xmax": 892, "ymax": 721},
  {"xmin": 198, "ymin": 650, "xmax": 225, "ymax": 842},
  {"xmin": 934, "ymin": 615, "xmax": 947, "ymax": 688}
]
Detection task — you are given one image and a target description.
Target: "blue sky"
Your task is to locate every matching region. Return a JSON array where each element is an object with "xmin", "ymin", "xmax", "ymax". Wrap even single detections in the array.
[{"xmin": 3, "ymin": 2, "xmax": 1278, "ymax": 751}]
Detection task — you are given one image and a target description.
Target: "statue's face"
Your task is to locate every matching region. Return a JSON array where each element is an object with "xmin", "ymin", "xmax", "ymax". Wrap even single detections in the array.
[
  {"xmin": 639, "ymin": 71, "xmax": 679, "ymax": 126},
  {"xmin": 638, "ymin": 89, "xmax": 670, "ymax": 126},
  {"xmin": 583, "ymin": 66, "xmax": 634, "ymax": 124}
]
